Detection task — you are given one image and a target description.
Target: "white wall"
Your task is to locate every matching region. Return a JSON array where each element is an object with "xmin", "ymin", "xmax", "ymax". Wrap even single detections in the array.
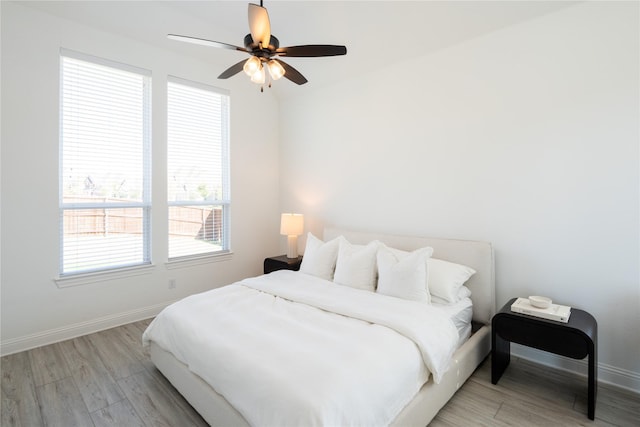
[
  {"xmin": 2, "ymin": 0, "xmax": 638, "ymax": 393},
  {"xmin": 0, "ymin": 2, "xmax": 281, "ymax": 354},
  {"xmin": 279, "ymin": 2, "xmax": 639, "ymax": 391}
]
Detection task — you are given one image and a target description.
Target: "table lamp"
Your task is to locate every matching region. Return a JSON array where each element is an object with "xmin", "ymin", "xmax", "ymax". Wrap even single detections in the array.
[{"xmin": 280, "ymin": 213, "xmax": 304, "ymax": 258}]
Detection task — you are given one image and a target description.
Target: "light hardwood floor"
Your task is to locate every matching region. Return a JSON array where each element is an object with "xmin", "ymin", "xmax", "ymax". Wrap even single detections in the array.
[{"xmin": 2, "ymin": 319, "xmax": 639, "ymax": 426}]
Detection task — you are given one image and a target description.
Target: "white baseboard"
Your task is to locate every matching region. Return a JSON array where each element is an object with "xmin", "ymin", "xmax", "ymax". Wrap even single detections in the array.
[
  {"xmin": 0, "ymin": 300, "xmax": 177, "ymax": 357},
  {"xmin": 512, "ymin": 344, "xmax": 640, "ymax": 394}
]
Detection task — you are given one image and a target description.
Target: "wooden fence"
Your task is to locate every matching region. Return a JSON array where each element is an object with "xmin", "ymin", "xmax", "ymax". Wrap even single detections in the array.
[{"xmin": 63, "ymin": 197, "xmax": 222, "ymax": 242}]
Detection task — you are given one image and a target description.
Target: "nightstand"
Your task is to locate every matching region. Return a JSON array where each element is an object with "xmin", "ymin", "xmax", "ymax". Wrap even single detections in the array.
[
  {"xmin": 263, "ymin": 255, "xmax": 303, "ymax": 274},
  {"xmin": 492, "ymin": 298, "xmax": 598, "ymax": 419}
]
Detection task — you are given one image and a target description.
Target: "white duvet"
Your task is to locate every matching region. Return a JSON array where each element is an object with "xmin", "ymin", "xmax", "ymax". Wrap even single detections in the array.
[{"xmin": 143, "ymin": 270, "xmax": 459, "ymax": 427}]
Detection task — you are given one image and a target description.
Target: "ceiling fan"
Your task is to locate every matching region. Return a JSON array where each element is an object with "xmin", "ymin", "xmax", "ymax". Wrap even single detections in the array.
[{"xmin": 168, "ymin": 1, "xmax": 347, "ymax": 90}]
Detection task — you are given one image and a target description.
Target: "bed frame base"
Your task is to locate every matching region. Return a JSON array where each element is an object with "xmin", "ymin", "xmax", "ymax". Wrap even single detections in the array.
[
  {"xmin": 150, "ymin": 341, "xmax": 250, "ymax": 427},
  {"xmin": 392, "ymin": 325, "xmax": 490, "ymax": 426},
  {"xmin": 150, "ymin": 326, "xmax": 490, "ymax": 426}
]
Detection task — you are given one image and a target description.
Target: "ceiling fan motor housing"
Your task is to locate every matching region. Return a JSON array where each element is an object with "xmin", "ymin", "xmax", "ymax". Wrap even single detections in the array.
[{"xmin": 244, "ymin": 33, "xmax": 280, "ymax": 57}]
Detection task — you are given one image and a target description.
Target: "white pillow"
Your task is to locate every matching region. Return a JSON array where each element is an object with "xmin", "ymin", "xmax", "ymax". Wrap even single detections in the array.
[
  {"xmin": 387, "ymin": 246, "xmax": 434, "ymax": 260},
  {"xmin": 334, "ymin": 240, "xmax": 381, "ymax": 292},
  {"xmin": 427, "ymin": 258, "xmax": 476, "ymax": 303},
  {"xmin": 458, "ymin": 285, "xmax": 472, "ymax": 300},
  {"xmin": 431, "ymin": 285, "xmax": 472, "ymax": 305},
  {"xmin": 376, "ymin": 245, "xmax": 432, "ymax": 303},
  {"xmin": 299, "ymin": 233, "xmax": 344, "ymax": 281}
]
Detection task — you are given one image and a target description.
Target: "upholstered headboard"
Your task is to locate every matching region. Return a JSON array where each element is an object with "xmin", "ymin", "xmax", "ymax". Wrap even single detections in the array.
[{"xmin": 323, "ymin": 227, "xmax": 496, "ymax": 325}]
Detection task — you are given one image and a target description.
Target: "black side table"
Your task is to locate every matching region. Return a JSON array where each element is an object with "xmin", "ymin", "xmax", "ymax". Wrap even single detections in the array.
[
  {"xmin": 492, "ymin": 298, "xmax": 598, "ymax": 420},
  {"xmin": 263, "ymin": 255, "xmax": 303, "ymax": 274}
]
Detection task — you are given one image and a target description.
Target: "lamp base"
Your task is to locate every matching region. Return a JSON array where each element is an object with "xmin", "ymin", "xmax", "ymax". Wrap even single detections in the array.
[{"xmin": 286, "ymin": 235, "xmax": 298, "ymax": 259}]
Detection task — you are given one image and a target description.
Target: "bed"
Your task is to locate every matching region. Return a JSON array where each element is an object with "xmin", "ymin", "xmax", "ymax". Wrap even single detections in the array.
[{"xmin": 143, "ymin": 227, "xmax": 495, "ymax": 426}]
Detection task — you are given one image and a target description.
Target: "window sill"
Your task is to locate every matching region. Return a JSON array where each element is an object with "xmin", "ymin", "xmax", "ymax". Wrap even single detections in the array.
[
  {"xmin": 165, "ymin": 250, "xmax": 234, "ymax": 270},
  {"xmin": 54, "ymin": 263, "xmax": 156, "ymax": 288}
]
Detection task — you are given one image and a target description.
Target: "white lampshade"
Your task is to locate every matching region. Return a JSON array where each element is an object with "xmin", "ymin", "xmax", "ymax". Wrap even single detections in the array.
[
  {"xmin": 280, "ymin": 213, "xmax": 304, "ymax": 236},
  {"xmin": 243, "ymin": 56, "xmax": 261, "ymax": 76},
  {"xmin": 280, "ymin": 213, "xmax": 304, "ymax": 258},
  {"xmin": 250, "ymin": 66, "xmax": 265, "ymax": 84},
  {"xmin": 267, "ymin": 60, "xmax": 285, "ymax": 80}
]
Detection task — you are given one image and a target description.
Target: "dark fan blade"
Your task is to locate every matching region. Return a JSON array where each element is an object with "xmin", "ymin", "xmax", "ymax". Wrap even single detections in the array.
[
  {"xmin": 277, "ymin": 59, "xmax": 308, "ymax": 85},
  {"xmin": 168, "ymin": 34, "xmax": 248, "ymax": 53},
  {"xmin": 276, "ymin": 45, "xmax": 347, "ymax": 57},
  {"xmin": 218, "ymin": 60, "xmax": 247, "ymax": 79}
]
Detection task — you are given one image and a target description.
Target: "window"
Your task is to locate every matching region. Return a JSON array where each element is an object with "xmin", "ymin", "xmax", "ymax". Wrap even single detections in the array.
[
  {"xmin": 59, "ymin": 50, "xmax": 151, "ymax": 276},
  {"xmin": 167, "ymin": 77, "xmax": 230, "ymax": 259}
]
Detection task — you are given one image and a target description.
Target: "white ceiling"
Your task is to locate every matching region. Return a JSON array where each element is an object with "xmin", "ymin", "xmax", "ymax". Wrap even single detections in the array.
[{"xmin": 19, "ymin": 0, "xmax": 577, "ymax": 97}]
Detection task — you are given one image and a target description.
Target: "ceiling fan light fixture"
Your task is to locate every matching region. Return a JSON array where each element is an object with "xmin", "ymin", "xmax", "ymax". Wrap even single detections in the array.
[
  {"xmin": 267, "ymin": 60, "xmax": 285, "ymax": 80},
  {"xmin": 250, "ymin": 65, "xmax": 266, "ymax": 84},
  {"xmin": 169, "ymin": 1, "xmax": 347, "ymax": 89},
  {"xmin": 243, "ymin": 56, "xmax": 261, "ymax": 76}
]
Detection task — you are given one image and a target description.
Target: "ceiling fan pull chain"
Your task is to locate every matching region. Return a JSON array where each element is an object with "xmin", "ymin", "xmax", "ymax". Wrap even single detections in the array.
[{"xmin": 261, "ymin": 69, "xmax": 272, "ymax": 92}]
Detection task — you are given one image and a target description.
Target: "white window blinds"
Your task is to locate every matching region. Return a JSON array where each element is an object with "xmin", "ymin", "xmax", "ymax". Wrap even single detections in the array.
[
  {"xmin": 60, "ymin": 50, "xmax": 151, "ymax": 275},
  {"xmin": 167, "ymin": 77, "xmax": 230, "ymax": 259}
]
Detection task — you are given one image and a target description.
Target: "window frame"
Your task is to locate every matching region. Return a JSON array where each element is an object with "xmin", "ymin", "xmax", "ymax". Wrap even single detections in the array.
[
  {"xmin": 166, "ymin": 76, "xmax": 231, "ymax": 262},
  {"xmin": 58, "ymin": 49, "xmax": 152, "ymax": 279}
]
